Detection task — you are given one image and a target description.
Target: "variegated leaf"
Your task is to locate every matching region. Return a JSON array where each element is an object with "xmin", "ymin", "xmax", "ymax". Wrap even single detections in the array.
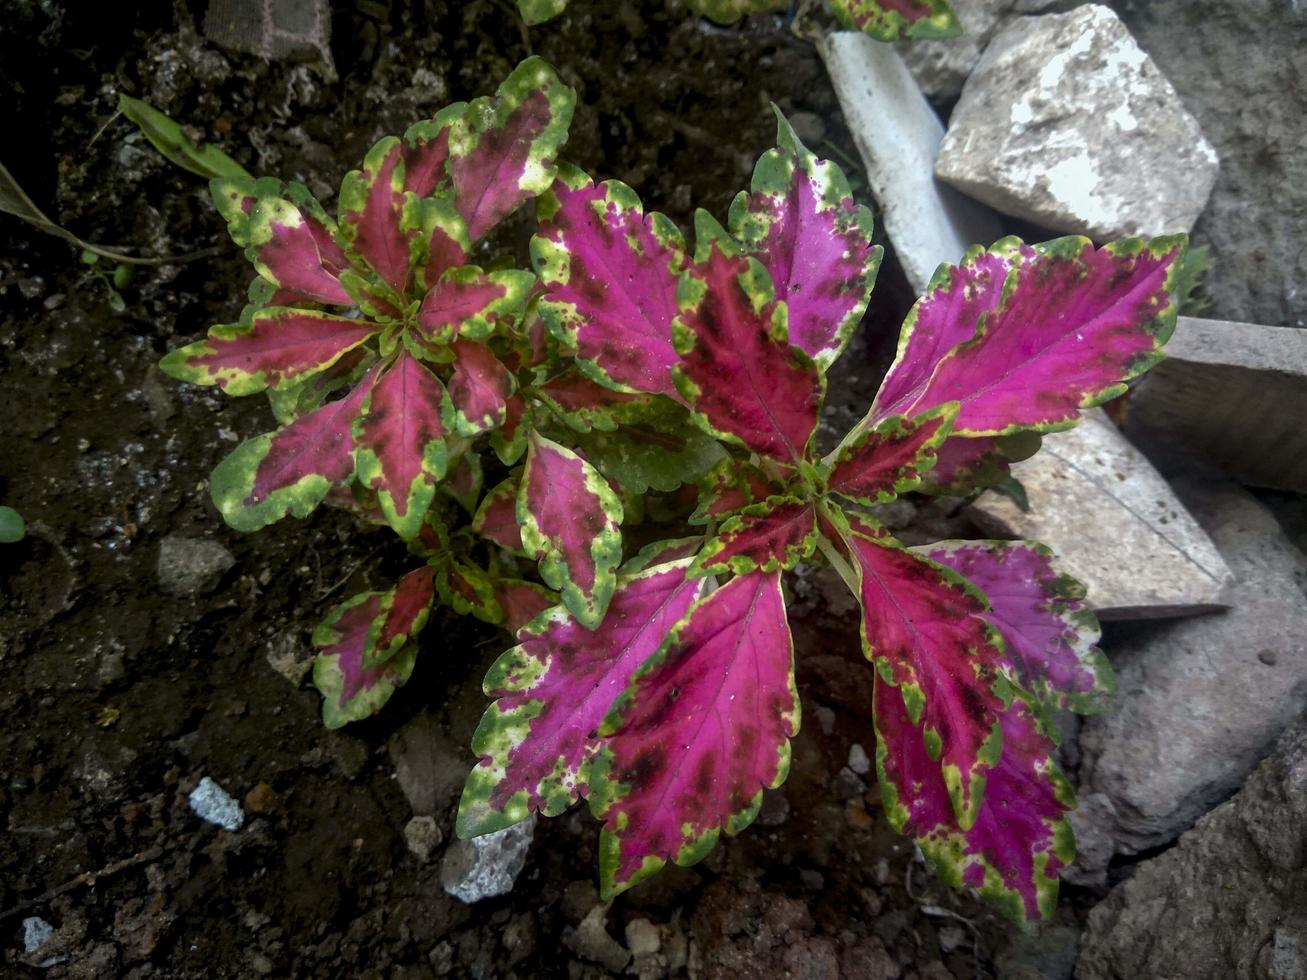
[
  {"xmin": 415, "ymin": 267, "xmax": 534, "ymax": 346},
  {"xmin": 448, "ymin": 340, "xmax": 516, "ymax": 436},
  {"xmin": 473, "ymin": 476, "xmax": 526, "ymax": 555},
  {"xmin": 534, "ymin": 369, "xmax": 654, "ymax": 433},
  {"xmin": 312, "ymin": 589, "xmax": 419, "ymax": 729},
  {"xmin": 688, "ymin": 456, "xmax": 776, "ymax": 525},
  {"xmin": 829, "ymin": 0, "xmax": 962, "ymax": 41},
  {"xmin": 338, "ymin": 136, "xmax": 420, "ymax": 297},
  {"xmin": 826, "ymin": 404, "xmax": 957, "ymax": 505},
  {"xmin": 691, "ymin": 497, "xmax": 817, "ymax": 577}
]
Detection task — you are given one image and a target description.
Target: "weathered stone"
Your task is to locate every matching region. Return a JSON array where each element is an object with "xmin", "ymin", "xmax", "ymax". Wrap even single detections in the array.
[
  {"xmin": 203, "ymin": 0, "xmax": 333, "ymax": 67},
  {"xmin": 264, "ymin": 631, "xmax": 312, "ymax": 687},
  {"xmin": 936, "ymin": 5, "xmax": 1218, "ymax": 241},
  {"xmin": 1129, "ymin": 316, "xmax": 1307, "ymax": 491},
  {"xmin": 1114, "ymin": 0, "xmax": 1307, "ymax": 328},
  {"xmin": 404, "ymin": 815, "xmax": 443, "ymax": 862},
  {"xmin": 897, "ymin": 0, "xmax": 1060, "ymax": 101},
  {"xmin": 818, "ymin": 31, "xmax": 1002, "ymax": 295},
  {"xmin": 1077, "ymin": 482, "xmax": 1307, "ymax": 864},
  {"xmin": 440, "ymin": 814, "xmax": 536, "ymax": 903},
  {"xmin": 968, "ymin": 409, "xmax": 1233, "ymax": 619},
  {"xmin": 626, "ymin": 918, "xmax": 662, "ymax": 958},
  {"xmin": 994, "ymin": 923, "xmax": 1080, "ymax": 980},
  {"xmin": 1077, "ymin": 721, "xmax": 1307, "ymax": 980},
  {"xmin": 563, "ymin": 905, "xmax": 631, "ymax": 973},
  {"xmin": 388, "ymin": 712, "xmax": 468, "ymax": 817},
  {"xmin": 157, "ymin": 535, "xmax": 235, "ymax": 596},
  {"xmin": 188, "ymin": 776, "xmax": 244, "ymax": 831}
]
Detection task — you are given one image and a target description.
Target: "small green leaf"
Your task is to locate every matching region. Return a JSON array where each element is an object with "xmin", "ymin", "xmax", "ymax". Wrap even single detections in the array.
[
  {"xmin": 0, "ymin": 506, "xmax": 25, "ymax": 543},
  {"xmin": 118, "ymin": 94, "xmax": 251, "ymax": 180},
  {"xmin": 993, "ymin": 476, "xmax": 1030, "ymax": 512}
]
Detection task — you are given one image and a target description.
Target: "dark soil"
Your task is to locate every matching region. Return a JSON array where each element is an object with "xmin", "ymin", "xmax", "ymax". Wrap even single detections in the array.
[{"xmin": 1, "ymin": 2, "xmax": 1076, "ymax": 976}]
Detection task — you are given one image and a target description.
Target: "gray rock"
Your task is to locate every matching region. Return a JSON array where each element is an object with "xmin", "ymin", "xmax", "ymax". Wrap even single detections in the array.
[
  {"xmin": 1077, "ymin": 482, "xmax": 1307, "ymax": 864},
  {"xmin": 264, "ymin": 631, "xmax": 313, "ymax": 687},
  {"xmin": 188, "ymin": 776, "xmax": 244, "ymax": 831},
  {"xmin": 847, "ymin": 743, "xmax": 871, "ymax": 776},
  {"xmin": 388, "ymin": 712, "xmax": 469, "ymax": 817},
  {"xmin": 968, "ymin": 409, "xmax": 1233, "ymax": 619},
  {"xmin": 995, "ymin": 923, "xmax": 1080, "ymax": 980},
  {"xmin": 564, "ymin": 904, "xmax": 631, "ymax": 973},
  {"xmin": 936, "ymin": 5, "xmax": 1218, "ymax": 241},
  {"xmin": 897, "ymin": 0, "xmax": 1060, "ymax": 101},
  {"xmin": 1114, "ymin": 0, "xmax": 1307, "ymax": 328},
  {"xmin": 404, "ymin": 815, "xmax": 443, "ymax": 862},
  {"xmin": 203, "ymin": 0, "xmax": 333, "ymax": 67},
  {"xmin": 818, "ymin": 31, "xmax": 1003, "ymax": 295},
  {"xmin": 440, "ymin": 815, "xmax": 536, "ymax": 903},
  {"xmin": 1077, "ymin": 721, "xmax": 1307, "ymax": 980},
  {"xmin": 22, "ymin": 917, "xmax": 54, "ymax": 954},
  {"xmin": 1129, "ymin": 316, "xmax": 1307, "ymax": 492},
  {"xmin": 626, "ymin": 918, "xmax": 662, "ymax": 958},
  {"xmin": 157, "ymin": 536, "xmax": 235, "ymax": 596}
]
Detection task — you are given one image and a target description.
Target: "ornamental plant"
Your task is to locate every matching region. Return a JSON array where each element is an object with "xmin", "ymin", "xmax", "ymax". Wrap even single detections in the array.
[
  {"xmin": 162, "ymin": 57, "xmax": 1185, "ymax": 924},
  {"xmin": 517, "ymin": 0, "xmax": 961, "ymax": 41}
]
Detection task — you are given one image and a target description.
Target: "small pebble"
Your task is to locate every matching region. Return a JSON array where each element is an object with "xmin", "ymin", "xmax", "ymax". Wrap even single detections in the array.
[
  {"xmin": 848, "ymin": 743, "xmax": 871, "ymax": 776},
  {"xmin": 625, "ymin": 918, "xmax": 661, "ymax": 958},
  {"xmin": 22, "ymin": 916, "xmax": 54, "ymax": 953},
  {"xmin": 188, "ymin": 776, "xmax": 244, "ymax": 831}
]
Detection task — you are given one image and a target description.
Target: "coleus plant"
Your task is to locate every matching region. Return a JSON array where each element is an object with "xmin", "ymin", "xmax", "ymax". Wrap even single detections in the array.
[
  {"xmin": 161, "ymin": 56, "xmax": 1185, "ymax": 925},
  {"xmin": 517, "ymin": 0, "xmax": 961, "ymax": 41}
]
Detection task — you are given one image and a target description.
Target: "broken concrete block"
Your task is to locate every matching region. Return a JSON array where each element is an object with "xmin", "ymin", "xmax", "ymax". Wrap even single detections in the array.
[
  {"xmin": 936, "ymin": 4, "xmax": 1218, "ymax": 240},
  {"xmin": 818, "ymin": 30, "xmax": 1003, "ymax": 295},
  {"xmin": 1129, "ymin": 316, "xmax": 1307, "ymax": 492},
  {"xmin": 968, "ymin": 409, "xmax": 1232, "ymax": 619},
  {"xmin": 204, "ymin": 0, "xmax": 333, "ymax": 67}
]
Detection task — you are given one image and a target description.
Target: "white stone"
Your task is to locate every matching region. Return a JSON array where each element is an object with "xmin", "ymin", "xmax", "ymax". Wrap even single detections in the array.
[
  {"xmin": 1077, "ymin": 482, "xmax": 1307, "ymax": 862},
  {"xmin": 440, "ymin": 814, "xmax": 536, "ymax": 903},
  {"xmin": 847, "ymin": 743, "xmax": 871, "ymax": 776},
  {"xmin": 188, "ymin": 776, "xmax": 244, "ymax": 831},
  {"xmin": 819, "ymin": 31, "xmax": 1003, "ymax": 295},
  {"xmin": 968, "ymin": 409, "xmax": 1233, "ymax": 619},
  {"xmin": 936, "ymin": 5, "xmax": 1219, "ymax": 241},
  {"xmin": 22, "ymin": 917, "xmax": 54, "ymax": 954}
]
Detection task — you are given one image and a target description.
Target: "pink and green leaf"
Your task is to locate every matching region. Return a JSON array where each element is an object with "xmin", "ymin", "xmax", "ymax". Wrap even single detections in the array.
[
  {"xmin": 244, "ymin": 195, "xmax": 353, "ymax": 305},
  {"xmin": 532, "ymin": 164, "xmax": 686, "ymax": 398},
  {"xmin": 728, "ymin": 109, "xmax": 881, "ymax": 370},
  {"xmin": 924, "ymin": 540, "xmax": 1112, "ymax": 714},
  {"xmin": 518, "ymin": 432, "xmax": 624, "ymax": 629},
  {"xmin": 442, "ymin": 451, "xmax": 484, "ymax": 514},
  {"xmin": 875, "ymin": 679, "xmax": 1074, "ymax": 923},
  {"xmin": 494, "ymin": 579, "xmax": 559, "ymax": 633},
  {"xmin": 448, "ymin": 340, "xmax": 517, "ymax": 435},
  {"xmin": 828, "ymin": 0, "xmax": 961, "ymax": 40},
  {"xmin": 673, "ymin": 238, "xmax": 823, "ymax": 463},
  {"xmin": 826, "ymin": 404, "xmax": 957, "ymax": 505},
  {"xmin": 400, "ymin": 103, "xmax": 465, "ymax": 198},
  {"xmin": 691, "ymin": 498, "xmax": 817, "ymax": 577},
  {"xmin": 415, "ymin": 267, "xmax": 534, "ymax": 346},
  {"xmin": 448, "ymin": 56, "xmax": 576, "ymax": 241},
  {"xmin": 688, "ymin": 457, "xmax": 776, "ymax": 525},
  {"xmin": 492, "ymin": 393, "xmax": 531, "ymax": 465},
  {"xmin": 437, "ymin": 559, "xmax": 504, "ymax": 625},
  {"xmin": 361, "ymin": 565, "xmax": 436, "ymax": 668},
  {"xmin": 312, "ymin": 590, "xmax": 419, "ymax": 729},
  {"xmin": 534, "ymin": 369, "xmax": 654, "ymax": 433},
  {"xmin": 353, "ymin": 351, "xmax": 453, "ymax": 539},
  {"xmin": 161, "ymin": 308, "xmax": 377, "ymax": 397},
  {"xmin": 414, "ymin": 195, "xmax": 472, "ymax": 289},
  {"xmin": 874, "ymin": 236, "xmax": 1186, "ymax": 436},
  {"xmin": 458, "ymin": 558, "xmax": 707, "ymax": 836},
  {"xmin": 209, "ymin": 175, "xmax": 286, "ymax": 247},
  {"xmin": 587, "ymin": 571, "xmax": 799, "ymax": 897},
  {"xmin": 473, "ymin": 476, "xmax": 527, "ymax": 555},
  {"xmin": 338, "ymin": 136, "xmax": 419, "ymax": 297},
  {"xmin": 830, "ymin": 513, "xmax": 1009, "ymax": 828},
  {"xmin": 210, "ymin": 367, "xmax": 378, "ymax": 532}
]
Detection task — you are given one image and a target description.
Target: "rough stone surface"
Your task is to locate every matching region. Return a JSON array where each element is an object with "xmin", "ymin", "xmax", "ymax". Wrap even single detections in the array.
[
  {"xmin": 564, "ymin": 905, "xmax": 631, "ymax": 973},
  {"xmin": 897, "ymin": 0, "xmax": 1060, "ymax": 101},
  {"xmin": 994, "ymin": 923, "xmax": 1080, "ymax": 980},
  {"xmin": 440, "ymin": 814, "xmax": 536, "ymax": 904},
  {"xmin": 188, "ymin": 776, "xmax": 244, "ymax": 831},
  {"xmin": 1077, "ymin": 721, "xmax": 1307, "ymax": 980},
  {"xmin": 1129, "ymin": 316, "xmax": 1307, "ymax": 492},
  {"xmin": 404, "ymin": 815, "xmax": 443, "ymax": 862},
  {"xmin": 1077, "ymin": 481, "xmax": 1307, "ymax": 864},
  {"xmin": 936, "ymin": 5, "xmax": 1218, "ymax": 241},
  {"xmin": 1114, "ymin": 0, "xmax": 1307, "ymax": 328},
  {"xmin": 203, "ymin": 0, "xmax": 333, "ymax": 67},
  {"xmin": 819, "ymin": 31, "xmax": 1002, "ymax": 295},
  {"xmin": 388, "ymin": 712, "xmax": 468, "ymax": 817},
  {"xmin": 968, "ymin": 409, "xmax": 1233, "ymax": 619},
  {"xmin": 157, "ymin": 535, "xmax": 235, "ymax": 596},
  {"xmin": 23, "ymin": 916, "xmax": 55, "ymax": 953}
]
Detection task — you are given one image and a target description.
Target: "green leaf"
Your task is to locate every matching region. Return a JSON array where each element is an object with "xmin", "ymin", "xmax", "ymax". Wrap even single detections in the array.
[
  {"xmin": 118, "ymin": 94, "xmax": 251, "ymax": 180},
  {"xmin": 0, "ymin": 506, "xmax": 25, "ymax": 543},
  {"xmin": 518, "ymin": 0, "xmax": 568, "ymax": 24}
]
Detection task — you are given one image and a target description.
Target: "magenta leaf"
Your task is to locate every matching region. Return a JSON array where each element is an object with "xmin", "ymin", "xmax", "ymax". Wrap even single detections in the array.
[
  {"xmin": 244, "ymin": 192, "xmax": 352, "ymax": 305},
  {"xmin": 494, "ymin": 579, "xmax": 558, "ymax": 634},
  {"xmin": 533, "ymin": 164, "xmax": 686, "ymax": 398},
  {"xmin": 688, "ymin": 457, "xmax": 777, "ymax": 525},
  {"xmin": 441, "ymin": 450, "xmax": 483, "ymax": 514},
  {"xmin": 353, "ymin": 351, "xmax": 454, "ymax": 539},
  {"xmin": 587, "ymin": 571, "xmax": 799, "ymax": 896},
  {"xmin": 491, "ymin": 392, "xmax": 530, "ymax": 465},
  {"xmin": 874, "ymin": 236, "xmax": 1186, "ymax": 436},
  {"xmin": 728, "ymin": 109, "xmax": 881, "ymax": 370},
  {"xmin": 161, "ymin": 308, "xmax": 378, "ymax": 397},
  {"xmin": 673, "ymin": 237, "xmax": 824, "ymax": 463},
  {"xmin": 826, "ymin": 405, "xmax": 957, "ymax": 505},
  {"xmin": 415, "ymin": 196, "xmax": 472, "ymax": 290},
  {"xmin": 311, "ymin": 585, "xmax": 421, "ymax": 729},
  {"xmin": 338, "ymin": 136, "xmax": 420, "ymax": 297},
  {"xmin": 473, "ymin": 476, "xmax": 526, "ymax": 555},
  {"xmin": 362, "ymin": 565, "xmax": 436, "ymax": 668},
  {"xmin": 534, "ymin": 369, "xmax": 654, "ymax": 433},
  {"xmin": 518, "ymin": 432, "xmax": 624, "ymax": 629},
  {"xmin": 875, "ymin": 679, "xmax": 1074, "ymax": 923},
  {"xmin": 210, "ymin": 367, "xmax": 378, "ymax": 532},
  {"xmin": 691, "ymin": 498, "xmax": 817, "ymax": 577},
  {"xmin": 830, "ymin": 513, "xmax": 1008, "ymax": 828},
  {"xmin": 436, "ymin": 559, "xmax": 504, "ymax": 625},
  {"xmin": 447, "ymin": 340, "xmax": 516, "ymax": 436},
  {"xmin": 829, "ymin": 0, "xmax": 961, "ymax": 40},
  {"xmin": 924, "ymin": 540, "xmax": 1112, "ymax": 714},
  {"xmin": 458, "ymin": 558, "xmax": 707, "ymax": 836},
  {"xmin": 400, "ymin": 103, "xmax": 464, "ymax": 198},
  {"xmin": 448, "ymin": 56, "xmax": 576, "ymax": 242},
  {"xmin": 415, "ymin": 267, "xmax": 534, "ymax": 347}
]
